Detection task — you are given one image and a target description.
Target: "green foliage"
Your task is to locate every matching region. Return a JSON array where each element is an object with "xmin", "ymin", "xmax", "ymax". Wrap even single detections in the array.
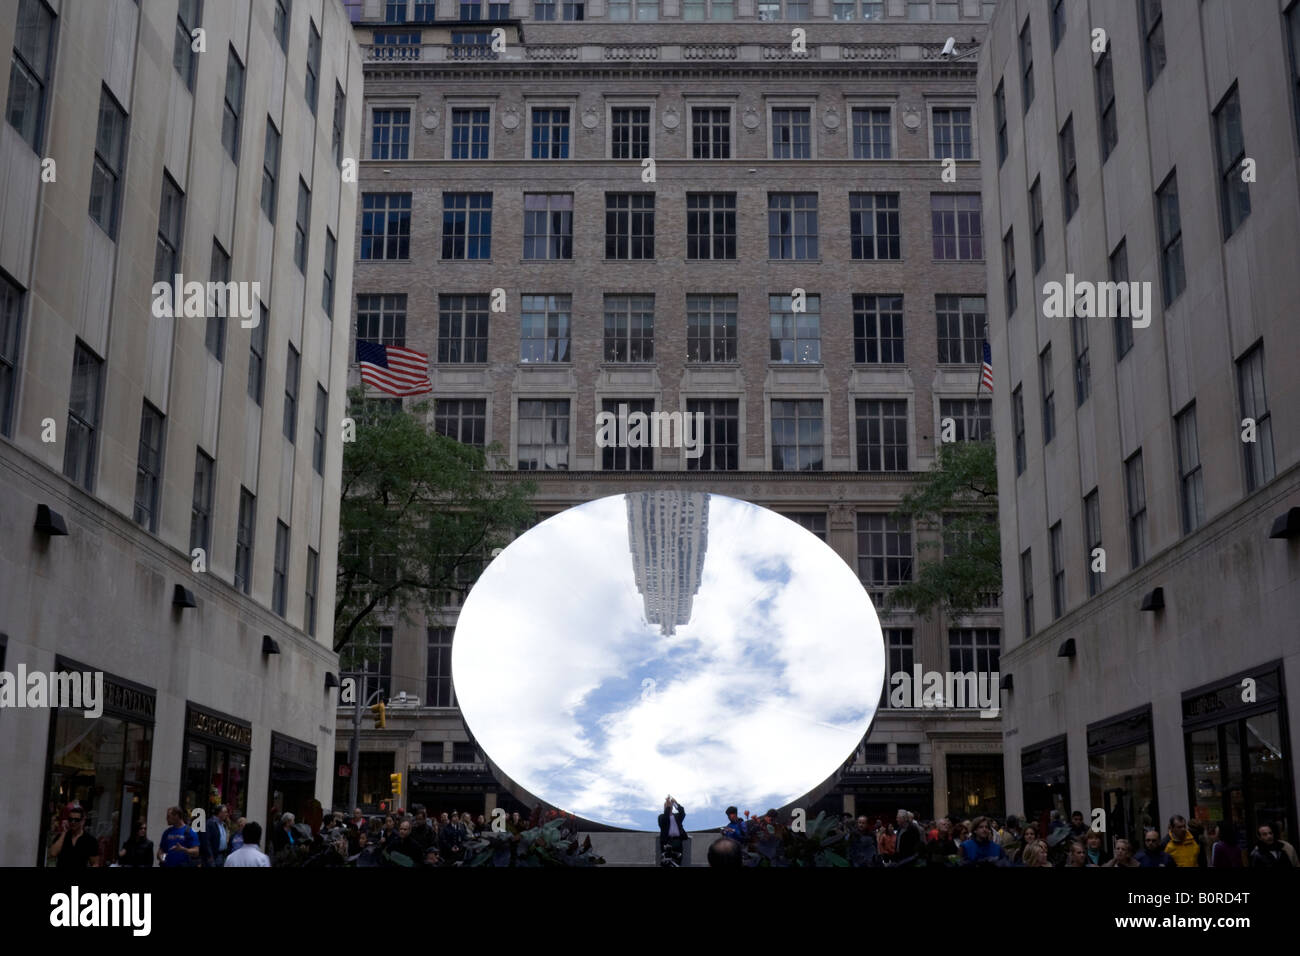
[
  {"xmin": 890, "ymin": 440, "xmax": 1001, "ymax": 620},
  {"xmin": 743, "ymin": 811, "xmax": 851, "ymax": 867},
  {"xmin": 335, "ymin": 388, "xmax": 536, "ymax": 656},
  {"xmin": 464, "ymin": 819, "xmax": 605, "ymax": 867}
]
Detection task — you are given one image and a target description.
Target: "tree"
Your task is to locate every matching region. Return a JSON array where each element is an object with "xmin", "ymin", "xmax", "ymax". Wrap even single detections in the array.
[
  {"xmin": 890, "ymin": 439, "xmax": 1000, "ymax": 620},
  {"xmin": 335, "ymin": 390, "xmax": 536, "ymax": 659}
]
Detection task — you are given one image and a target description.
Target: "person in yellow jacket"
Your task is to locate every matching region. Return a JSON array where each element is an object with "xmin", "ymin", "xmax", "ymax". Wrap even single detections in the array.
[{"xmin": 1163, "ymin": 815, "xmax": 1205, "ymax": 867}]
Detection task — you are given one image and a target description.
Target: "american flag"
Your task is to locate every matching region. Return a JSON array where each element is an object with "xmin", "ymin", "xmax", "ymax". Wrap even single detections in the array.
[
  {"xmin": 356, "ymin": 341, "xmax": 432, "ymax": 396},
  {"xmin": 979, "ymin": 341, "xmax": 995, "ymax": 394}
]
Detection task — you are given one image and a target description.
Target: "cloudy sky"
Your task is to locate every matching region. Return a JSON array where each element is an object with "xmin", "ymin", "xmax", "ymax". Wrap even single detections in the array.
[{"xmin": 452, "ymin": 493, "xmax": 884, "ymax": 831}]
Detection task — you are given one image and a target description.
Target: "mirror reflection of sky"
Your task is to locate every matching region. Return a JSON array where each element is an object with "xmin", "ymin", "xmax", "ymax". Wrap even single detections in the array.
[{"xmin": 452, "ymin": 492, "xmax": 884, "ymax": 831}]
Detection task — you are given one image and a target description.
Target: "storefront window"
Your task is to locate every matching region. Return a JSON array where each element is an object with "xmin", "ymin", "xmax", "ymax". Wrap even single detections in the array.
[
  {"xmin": 41, "ymin": 661, "xmax": 155, "ymax": 867},
  {"xmin": 946, "ymin": 754, "xmax": 1004, "ymax": 819},
  {"xmin": 1021, "ymin": 735, "xmax": 1069, "ymax": 835},
  {"xmin": 181, "ymin": 704, "xmax": 252, "ymax": 822},
  {"xmin": 1088, "ymin": 708, "xmax": 1156, "ymax": 851},
  {"xmin": 268, "ymin": 732, "xmax": 318, "ymax": 826},
  {"xmin": 1183, "ymin": 665, "xmax": 1293, "ymax": 849}
]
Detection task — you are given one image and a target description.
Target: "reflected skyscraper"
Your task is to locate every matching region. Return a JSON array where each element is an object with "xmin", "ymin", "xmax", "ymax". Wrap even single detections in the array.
[{"xmin": 626, "ymin": 492, "xmax": 709, "ymax": 637}]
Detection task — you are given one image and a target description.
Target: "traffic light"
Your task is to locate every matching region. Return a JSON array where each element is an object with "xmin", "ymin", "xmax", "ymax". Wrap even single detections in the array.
[
  {"xmin": 369, "ymin": 700, "xmax": 386, "ymax": 728},
  {"xmin": 389, "ymin": 772, "xmax": 402, "ymax": 799}
]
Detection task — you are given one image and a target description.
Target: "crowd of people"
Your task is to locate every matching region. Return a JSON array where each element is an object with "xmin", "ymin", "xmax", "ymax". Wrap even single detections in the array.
[
  {"xmin": 703, "ymin": 804, "xmax": 1300, "ymax": 868},
  {"xmin": 46, "ymin": 797, "xmax": 1298, "ymax": 869}
]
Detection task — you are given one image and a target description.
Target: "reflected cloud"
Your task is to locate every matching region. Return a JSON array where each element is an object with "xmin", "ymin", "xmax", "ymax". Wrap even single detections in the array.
[{"xmin": 453, "ymin": 493, "xmax": 884, "ymax": 831}]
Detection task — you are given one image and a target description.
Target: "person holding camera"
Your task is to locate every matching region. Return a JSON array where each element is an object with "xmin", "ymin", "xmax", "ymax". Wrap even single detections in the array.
[{"xmin": 658, "ymin": 796, "xmax": 687, "ymax": 865}]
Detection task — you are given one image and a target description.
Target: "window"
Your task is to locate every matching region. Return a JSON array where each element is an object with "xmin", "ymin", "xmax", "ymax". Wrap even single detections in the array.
[
  {"xmin": 305, "ymin": 548, "xmax": 319, "ymax": 636},
  {"xmin": 771, "ymin": 399, "xmax": 823, "ymax": 471},
  {"xmin": 520, "ymin": 294, "xmax": 571, "ymax": 363},
  {"xmin": 605, "ymin": 193, "xmax": 655, "ymax": 260},
  {"xmin": 939, "ymin": 399, "xmax": 991, "ymax": 442},
  {"xmin": 132, "ymin": 403, "xmax": 165, "ymax": 532},
  {"xmin": 850, "ymin": 193, "xmax": 900, "ymax": 260},
  {"xmin": 273, "ymin": 521, "xmax": 290, "ymax": 616},
  {"xmin": 862, "ymin": 743, "xmax": 888, "ymax": 763},
  {"xmin": 460, "ymin": 0, "xmax": 511, "ymax": 17},
  {"xmin": 441, "ymin": 193, "xmax": 492, "ymax": 260},
  {"xmin": 222, "ymin": 47, "xmax": 245, "ymax": 161},
  {"xmin": 683, "ymin": 0, "xmax": 731, "ymax": 18},
  {"xmin": 1050, "ymin": 0, "xmax": 1066, "ymax": 50},
  {"xmin": 881, "ymin": 628, "xmax": 913, "ymax": 704},
  {"xmin": 932, "ymin": 107, "xmax": 972, "ymax": 160},
  {"xmin": 993, "ymin": 81, "xmax": 1007, "ymax": 166},
  {"xmin": 361, "ymin": 192, "xmax": 412, "ymax": 260},
  {"xmin": 386, "ymin": 0, "xmax": 408, "ymax": 21},
  {"xmin": 206, "ymin": 240, "xmax": 230, "ymax": 361},
  {"xmin": 1096, "ymin": 50, "xmax": 1117, "ymax": 160},
  {"xmin": 313, "ymin": 386, "xmax": 328, "ymax": 474},
  {"xmin": 1237, "ymin": 343, "xmax": 1275, "ymax": 491},
  {"xmin": 294, "ymin": 179, "xmax": 311, "ymax": 273},
  {"xmin": 601, "ymin": 398, "xmax": 654, "ymax": 470},
  {"xmin": 0, "ymin": 277, "xmax": 22, "ymax": 437},
  {"xmin": 853, "ymin": 294, "xmax": 904, "ymax": 364},
  {"xmin": 1110, "ymin": 240, "xmax": 1132, "ymax": 359},
  {"xmin": 331, "ymin": 83, "xmax": 346, "ymax": 168},
  {"xmin": 856, "ymin": 514, "xmax": 913, "ymax": 603},
  {"xmin": 274, "ymin": 0, "xmax": 290, "ymax": 52},
  {"xmin": 780, "ymin": 513, "xmax": 825, "ymax": 542},
  {"xmin": 1140, "ymin": 0, "xmax": 1165, "ymax": 89},
  {"xmin": 607, "ymin": 0, "xmax": 658, "ymax": 18},
  {"xmin": 64, "ymin": 342, "xmax": 103, "ymax": 490},
  {"xmin": 450, "ymin": 108, "xmax": 489, "ymax": 160},
  {"xmin": 427, "ymin": 628, "xmax": 455, "ymax": 708},
  {"xmin": 371, "ymin": 108, "xmax": 410, "ymax": 160},
  {"xmin": 851, "ymin": 107, "xmax": 891, "ymax": 159},
  {"xmin": 88, "ymin": 88, "xmax": 127, "ymax": 238},
  {"xmin": 1083, "ymin": 489, "xmax": 1102, "ymax": 598},
  {"xmin": 931, "ymin": 194, "xmax": 982, "ymax": 260},
  {"xmin": 351, "ymin": 626, "xmax": 391, "ymax": 701},
  {"xmin": 897, "ymin": 743, "xmax": 922, "ymax": 764},
  {"xmin": 449, "ymin": 31, "xmax": 490, "ymax": 53},
  {"xmin": 686, "ymin": 193, "xmax": 736, "ymax": 260},
  {"xmin": 305, "ymin": 20, "xmax": 321, "ymax": 114},
  {"xmin": 1029, "ymin": 178, "xmax": 1044, "ymax": 273},
  {"xmin": 1003, "ymin": 229, "xmax": 1017, "ymax": 315},
  {"xmin": 1048, "ymin": 522, "xmax": 1064, "ymax": 619},
  {"xmin": 1020, "ymin": 17, "xmax": 1034, "ymax": 112},
  {"xmin": 768, "ymin": 193, "xmax": 818, "ymax": 260},
  {"xmin": 1059, "ymin": 116, "xmax": 1078, "ymax": 220},
  {"xmin": 190, "ymin": 449, "xmax": 214, "ymax": 556},
  {"xmin": 174, "ymin": 0, "xmax": 201, "ymax": 90},
  {"xmin": 1175, "ymin": 404, "xmax": 1205, "ymax": 534},
  {"xmin": 1039, "ymin": 345, "xmax": 1055, "ymax": 444},
  {"xmin": 322, "ymin": 230, "xmax": 337, "ymax": 317},
  {"xmin": 531, "ymin": 108, "xmax": 570, "ymax": 159},
  {"xmin": 686, "ymin": 294, "xmax": 736, "ymax": 362},
  {"xmin": 154, "ymin": 173, "xmax": 184, "ymax": 284},
  {"xmin": 1125, "ymin": 451, "xmax": 1147, "ymax": 568},
  {"xmin": 248, "ymin": 305, "xmax": 267, "ymax": 404},
  {"xmin": 611, "ymin": 107, "xmax": 651, "ymax": 159},
  {"xmin": 1012, "ymin": 385, "xmax": 1026, "ymax": 476},
  {"xmin": 603, "ymin": 294, "xmax": 654, "ymax": 362},
  {"xmin": 1071, "ymin": 314, "xmax": 1090, "ymax": 406},
  {"xmin": 1020, "ymin": 548, "xmax": 1034, "ymax": 636},
  {"xmin": 769, "ymin": 293, "xmax": 820, "ymax": 363},
  {"xmin": 356, "ymin": 294, "xmax": 406, "ymax": 347},
  {"xmin": 1213, "ymin": 85, "xmax": 1251, "ymax": 239},
  {"xmin": 936, "ymin": 295, "xmax": 986, "ymax": 364},
  {"xmin": 434, "ymin": 398, "xmax": 486, "ymax": 447},
  {"xmin": 691, "ymin": 107, "xmax": 730, "ymax": 159},
  {"xmin": 856, "ymin": 400, "xmax": 908, "ymax": 471},
  {"xmin": 1156, "ymin": 172, "xmax": 1185, "ymax": 306},
  {"xmin": 6, "ymin": 0, "xmax": 56, "ymax": 151},
  {"xmin": 517, "ymin": 399, "xmax": 569, "ymax": 470},
  {"xmin": 261, "ymin": 119, "xmax": 281, "ymax": 220},
  {"xmin": 523, "ymin": 193, "xmax": 573, "ymax": 260},
  {"xmin": 949, "ymin": 628, "xmax": 1000, "ymax": 676},
  {"xmin": 1289, "ymin": 2, "xmax": 1300, "ymax": 150},
  {"xmin": 437, "ymin": 295, "xmax": 489, "ymax": 363},
  {"xmin": 687, "ymin": 398, "xmax": 739, "ymax": 471},
  {"xmin": 284, "ymin": 345, "xmax": 300, "ymax": 442},
  {"xmin": 235, "ymin": 488, "xmax": 255, "ymax": 594},
  {"xmin": 905, "ymin": 0, "xmax": 929, "ymax": 18},
  {"xmin": 771, "ymin": 107, "xmax": 811, "ymax": 159}
]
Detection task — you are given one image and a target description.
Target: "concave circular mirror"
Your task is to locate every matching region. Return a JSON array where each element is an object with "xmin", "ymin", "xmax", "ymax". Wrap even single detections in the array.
[{"xmin": 452, "ymin": 491, "xmax": 884, "ymax": 831}]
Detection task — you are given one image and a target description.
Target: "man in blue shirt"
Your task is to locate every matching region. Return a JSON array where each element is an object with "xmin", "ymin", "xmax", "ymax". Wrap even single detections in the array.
[
  {"xmin": 1135, "ymin": 827, "xmax": 1176, "ymax": 867},
  {"xmin": 721, "ymin": 806, "xmax": 748, "ymax": 843},
  {"xmin": 158, "ymin": 807, "xmax": 200, "ymax": 867},
  {"xmin": 203, "ymin": 804, "xmax": 231, "ymax": 867},
  {"xmin": 960, "ymin": 817, "xmax": 1007, "ymax": 866}
]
